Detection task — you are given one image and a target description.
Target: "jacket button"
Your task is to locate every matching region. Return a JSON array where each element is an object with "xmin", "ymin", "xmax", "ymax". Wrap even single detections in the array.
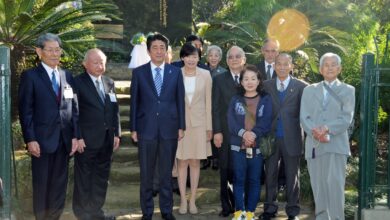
[{"xmin": 157, "ymin": 113, "xmax": 159, "ymax": 116}]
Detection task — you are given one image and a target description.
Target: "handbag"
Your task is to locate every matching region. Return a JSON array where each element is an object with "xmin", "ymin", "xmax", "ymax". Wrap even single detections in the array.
[{"xmin": 258, "ymin": 133, "xmax": 276, "ymax": 159}]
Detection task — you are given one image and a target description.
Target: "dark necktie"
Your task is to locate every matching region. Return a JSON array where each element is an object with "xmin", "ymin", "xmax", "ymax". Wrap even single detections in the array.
[
  {"xmin": 234, "ymin": 75, "xmax": 239, "ymax": 86},
  {"xmin": 266, "ymin": 64, "xmax": 272, "ymax": 80},
  {"xmin": 95, "ymin": 79, "xmax": 105, "ymax": 103},
  {"xmin": 51, "ymin": 70, "xmax": 59, "ymax": 96},
  {"xmin": 154, "ymin": 67, "xmax": 162, "ymax": 96},
  {"xmin": 280, "ymin": 82, "xmax": 285, "ymax": 92}
]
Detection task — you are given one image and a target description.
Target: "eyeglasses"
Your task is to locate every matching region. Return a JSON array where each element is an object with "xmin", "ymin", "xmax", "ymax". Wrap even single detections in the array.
[
  {"xmin": 42, "ymin": 48, "xmax": 62, "ymax": 54},
  {"xmin": 227, "ymin": 54, "xmax": 242, "ymax": 60}
]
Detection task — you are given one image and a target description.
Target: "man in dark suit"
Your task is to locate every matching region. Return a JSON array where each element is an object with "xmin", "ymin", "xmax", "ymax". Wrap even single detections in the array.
[
  {"xmin": 212, "ymin": 46, "xmax": 246, "ymax": 217},
  {"xmin": 261, "ymin": 53, "xmax": 308, "ymax": 220},
  {"xmin": 256, "ymin": 39, "xmax": 280, "ymax": 81},
  {"xmin": 72, "ymin": 48, "xmax": 120, "ymax": 220},
  {"xmin": 18, "ymin": 33, "xmax": 79, "ymax": 220},
  {"xmin": 130, "ymin": 33, "xmax": 185, "ymax": 220}
]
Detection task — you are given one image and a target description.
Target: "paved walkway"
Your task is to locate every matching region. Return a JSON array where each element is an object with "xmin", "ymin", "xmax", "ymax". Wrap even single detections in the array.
[{"xmin": 57, "ymin": 202, "xmax": 314, "ymax": 220}]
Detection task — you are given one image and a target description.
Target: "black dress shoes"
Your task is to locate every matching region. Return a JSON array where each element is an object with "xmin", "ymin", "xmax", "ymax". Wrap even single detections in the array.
[
  {"xmin": 211, "ymin": 158, "xmax": 219, "ymax": 170},
  {"xmin": 141, "ymin": 215, "xmax": 152, "ymax": 220},
  {"xmin": 152, "ymin": 190, "xmax": 159, "ymax": 197},
  {"xmin": 200, "ymin": 159, "xmax": 211, "ymax": 170},
  {"xmin": 161, "ymin": 213, "xmax": 176, "ymax": 220},
  {"xmin": 218, "ymin": 210, "xmax": 232, "ymax": 217},
  {"xmin": 104, "ymin": 215, "xmax": 116, "ymax": 220},
  {"xmin": 288, "ymin": 216, "xmax": 299, "ymax": 220},
  {"xmin": 259, "ymin": 212, "xmax": 276, "ymax": 220}
]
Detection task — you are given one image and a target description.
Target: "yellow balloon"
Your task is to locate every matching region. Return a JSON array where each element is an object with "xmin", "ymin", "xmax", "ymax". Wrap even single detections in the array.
[{"xmin": 267, "ymin": 9, "xmax": 310, "ymax": 51}]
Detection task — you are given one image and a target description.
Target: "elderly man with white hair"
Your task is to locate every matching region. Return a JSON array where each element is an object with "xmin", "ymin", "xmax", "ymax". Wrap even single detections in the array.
[
  {"xmin": 212, "ymin": 45, "xmax": 247, "ymax": 217},
  {"xmin": 300, "ymin": 52, "xmax": 355, "ymax": 220}
]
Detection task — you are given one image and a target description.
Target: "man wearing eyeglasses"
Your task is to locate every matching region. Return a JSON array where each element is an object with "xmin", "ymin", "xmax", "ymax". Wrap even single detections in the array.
[
  {"xmin": 256, "ymin": 39, "xmax": 280, "ymax": 81},
  {"xmin": 18, "ymin": 33, "xmax": 79, "ymax": 220},
  {"xmin": 212, "ymin": 46, "xmax": 246, "ymax": 217}
]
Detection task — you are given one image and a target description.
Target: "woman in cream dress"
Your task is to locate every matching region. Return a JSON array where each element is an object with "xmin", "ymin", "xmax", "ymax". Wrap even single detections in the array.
[{"xmin": 176, "ymin": 43, "xmax": 212, "ymax": 214}]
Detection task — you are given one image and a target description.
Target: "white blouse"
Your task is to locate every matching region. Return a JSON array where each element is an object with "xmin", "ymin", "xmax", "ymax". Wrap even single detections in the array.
[{"xmin": 184, "ymin": 76, "xmax": 196, "ymax": 104}]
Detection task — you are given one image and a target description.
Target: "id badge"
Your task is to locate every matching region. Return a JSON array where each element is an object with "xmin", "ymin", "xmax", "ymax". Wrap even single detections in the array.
[
  {"xmin": 63, "ymin": 85, "xmax": 73, "ymax": 99},
  {"xmin": 109, "ymin": 93, "xmax": 117, "ymax": 102},
  {"xmin": 246, "ymin": 148, "xmax": 253, "ymax": 158}
]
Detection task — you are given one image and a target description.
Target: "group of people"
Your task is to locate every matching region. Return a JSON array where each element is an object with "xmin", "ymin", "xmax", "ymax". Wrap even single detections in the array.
[
  {"xmin": 18, "ymin": 31, "xmax": 355, "ymax": 220},
  {"xmin": 19, "ymin": 33, "xmax": 120, "ymax": 220}
]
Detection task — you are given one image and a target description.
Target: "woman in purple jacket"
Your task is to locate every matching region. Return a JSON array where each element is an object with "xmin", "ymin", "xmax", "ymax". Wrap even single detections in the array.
[{"xmin": 227, "ymin": 64, "xmax": 273, "ymax": 220}]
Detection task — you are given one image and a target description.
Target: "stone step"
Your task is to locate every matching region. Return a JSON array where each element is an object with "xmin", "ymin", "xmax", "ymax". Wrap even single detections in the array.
[
  {"xmin": 120, "ymin": 105, "xmax": 130, "ymax": 116},
  {"xmin": 120, "ymin": 130, "xmax": 133, "ymax": 146},
  {"xmin": 115, "ymin": 80, "xmax": 131, "ymax": 95},
  {"xmin": 117, "ymin": 94, "xmax": 130, "ymax": 106},
  {"xmin": 113, "ymin": 145, "xmax": 138, "ymax": 163},
  {"xmin": 110, "ymin": 162, "xmax": 140, "ymax": 184},
  {"xmin": 120, "ymin": 117, "xmax": 130, "ymax": 130},
  {"xmin": 106, "ymin": 63, "xmax": 132, "ymax": 80}
]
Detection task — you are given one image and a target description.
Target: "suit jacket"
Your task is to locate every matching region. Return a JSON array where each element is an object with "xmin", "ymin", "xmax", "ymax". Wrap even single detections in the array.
[
  {"xmin": 18, "ymin": 63, "xmax": 79, "ymax": 153},
  {"xmin": 300, "ymin": 79, "xmax": 355, "ymax": 159},
  {"xmin": 130, "ymin": 62, "xmax": 185, "ymax": 140},
  {"xmin": 74, "ymin": 72, "xmax": 121, "ymax": 149},
  {"xmin": 182, "ymin": 67, "xmax": 212, "ymax": 130},
  {"xmin": 256, "ymin": 60, "xmax": 277, "ymax": 81},
  {"xmin": 212, "ymin": 70, "xmax": 239, "ymax": 136},
  {"xmin": 263, "ymin": 77, "xmax": 308, "ymax": 156}
]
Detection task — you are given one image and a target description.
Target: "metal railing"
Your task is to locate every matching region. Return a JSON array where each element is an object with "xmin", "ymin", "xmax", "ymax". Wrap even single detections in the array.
[{"xmin": 358, "ymin": 53, "xmax": 390, "ymax": 219}]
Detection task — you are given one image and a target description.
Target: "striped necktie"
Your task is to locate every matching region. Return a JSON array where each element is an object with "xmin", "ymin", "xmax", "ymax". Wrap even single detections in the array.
[
  {"xmin": 154, "ymin": 67, "xmax": 162, "ymax": 96},
  {"xmin": 51, "ymin": 70, "xmax": 59, "ymax": 96}
]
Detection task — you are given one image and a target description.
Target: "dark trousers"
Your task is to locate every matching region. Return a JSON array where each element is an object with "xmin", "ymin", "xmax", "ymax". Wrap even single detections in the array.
[
  {"xmin": 264, "ymin": 138, "xmax": 300, "ymax": 216},
  {"xmin": 218, "ymin": 143, "xmax": 234, "ymax": 212},
  {"xmin": 73, "ymin": 134, "xmax": 113, "ymax": 220},
  {"xmin": 32, "ymin": 142, "xmax": 68, "ymax": 220},
  {"xmin": 138, "ymin": 138, "xmax": 177, "ymax": 217}
]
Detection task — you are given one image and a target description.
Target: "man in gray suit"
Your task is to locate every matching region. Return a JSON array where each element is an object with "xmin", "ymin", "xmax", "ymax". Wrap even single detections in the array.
[
  {"xmin": 262, "ymin": 53, "xmax": 308, "ymax": 220},
  {"xmin": 300, "ymin": 53, "xmax": 355, "ymax": 220}
]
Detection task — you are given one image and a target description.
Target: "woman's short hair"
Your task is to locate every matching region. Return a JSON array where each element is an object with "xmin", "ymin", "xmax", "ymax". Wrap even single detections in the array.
[
  {"xmin": 237, "ymin": 64, "xmax": 263, "ymax": 96},
  {"xmin": 179, "ymin": 43, "xmax": 199, "ymax": 59},
  {"xmin": 206, "ymin": 45, "xmax": 223, "ymax": 60}
]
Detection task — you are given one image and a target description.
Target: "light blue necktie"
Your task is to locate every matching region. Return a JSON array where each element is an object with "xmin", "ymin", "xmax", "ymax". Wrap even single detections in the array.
[
  {"xmin": 95, "ymin": 79, "xmax": 105, "ymax": 103},
  {"xmin": 154, "ymin": 67, "xmax": 162, "ymax": 96},
  {"xmin": 51, "ymin": 70, "xmax": 59, "ymax": 96}
]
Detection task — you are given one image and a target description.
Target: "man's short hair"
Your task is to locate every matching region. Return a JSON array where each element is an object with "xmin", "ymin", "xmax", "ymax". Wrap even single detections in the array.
[
  {"xmin": 36, "ymin": 33, "xmax": 62, "ymax": 48},
  {"xmin": 261, "ymin": 38, "xmax": 280, "ymax": 50},
  {"xmin": 186, "ymin": 34, "xmax": 204, "ymax": 45},
  {"xmin": 319, "ymin": 52, "xmax": 342, "ymax": 68},
  {"xmin": 226, "ymin": 46, "xmax": 246, "ymax": 62},
  {"xmin": 275, "ymin": 53, "xmax": 293, "ymax": 63},
  {"xmin": 146, "ymin": 33, "xmax": 169, "ymax": 51},
  {"xmin": 83, "ymin": 48, "xmax": 107, "ymax": 62}
]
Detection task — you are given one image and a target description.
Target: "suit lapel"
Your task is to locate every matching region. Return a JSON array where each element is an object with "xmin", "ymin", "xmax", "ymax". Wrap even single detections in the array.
[
  {"xmin": 160, "ymin": 65, "xmax": 173, "ymax": 96},
  {"xmin": 145, "ymin": 63, "xmax": 159, "ymax": 96},
  {"xmin": 282, "ymin": 78, "xmax": 296, "ymax": 104},
  {"xmin": 36, "ymin": 63, "xmax": 58, "ymax": 101},
  {"xmin": 268, "ymin": 79, "xmax": 281, "ymax": 109},
  {"xmin": 82, "ymin": 73, "xmax": 105, "ymax": 107},
  {"xmin": 58, "ymin": 68, "xmax": 67, "ymax": 104}
]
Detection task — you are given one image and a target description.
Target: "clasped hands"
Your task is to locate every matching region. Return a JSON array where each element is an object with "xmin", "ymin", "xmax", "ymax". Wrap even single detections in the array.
[
  {"xmin": 312, "ymin": 125, "xmax": 330, "ymax": 143},
  {"xmin": 242, "ymin": 130, "xmax": 256, "ymax": 147}
]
